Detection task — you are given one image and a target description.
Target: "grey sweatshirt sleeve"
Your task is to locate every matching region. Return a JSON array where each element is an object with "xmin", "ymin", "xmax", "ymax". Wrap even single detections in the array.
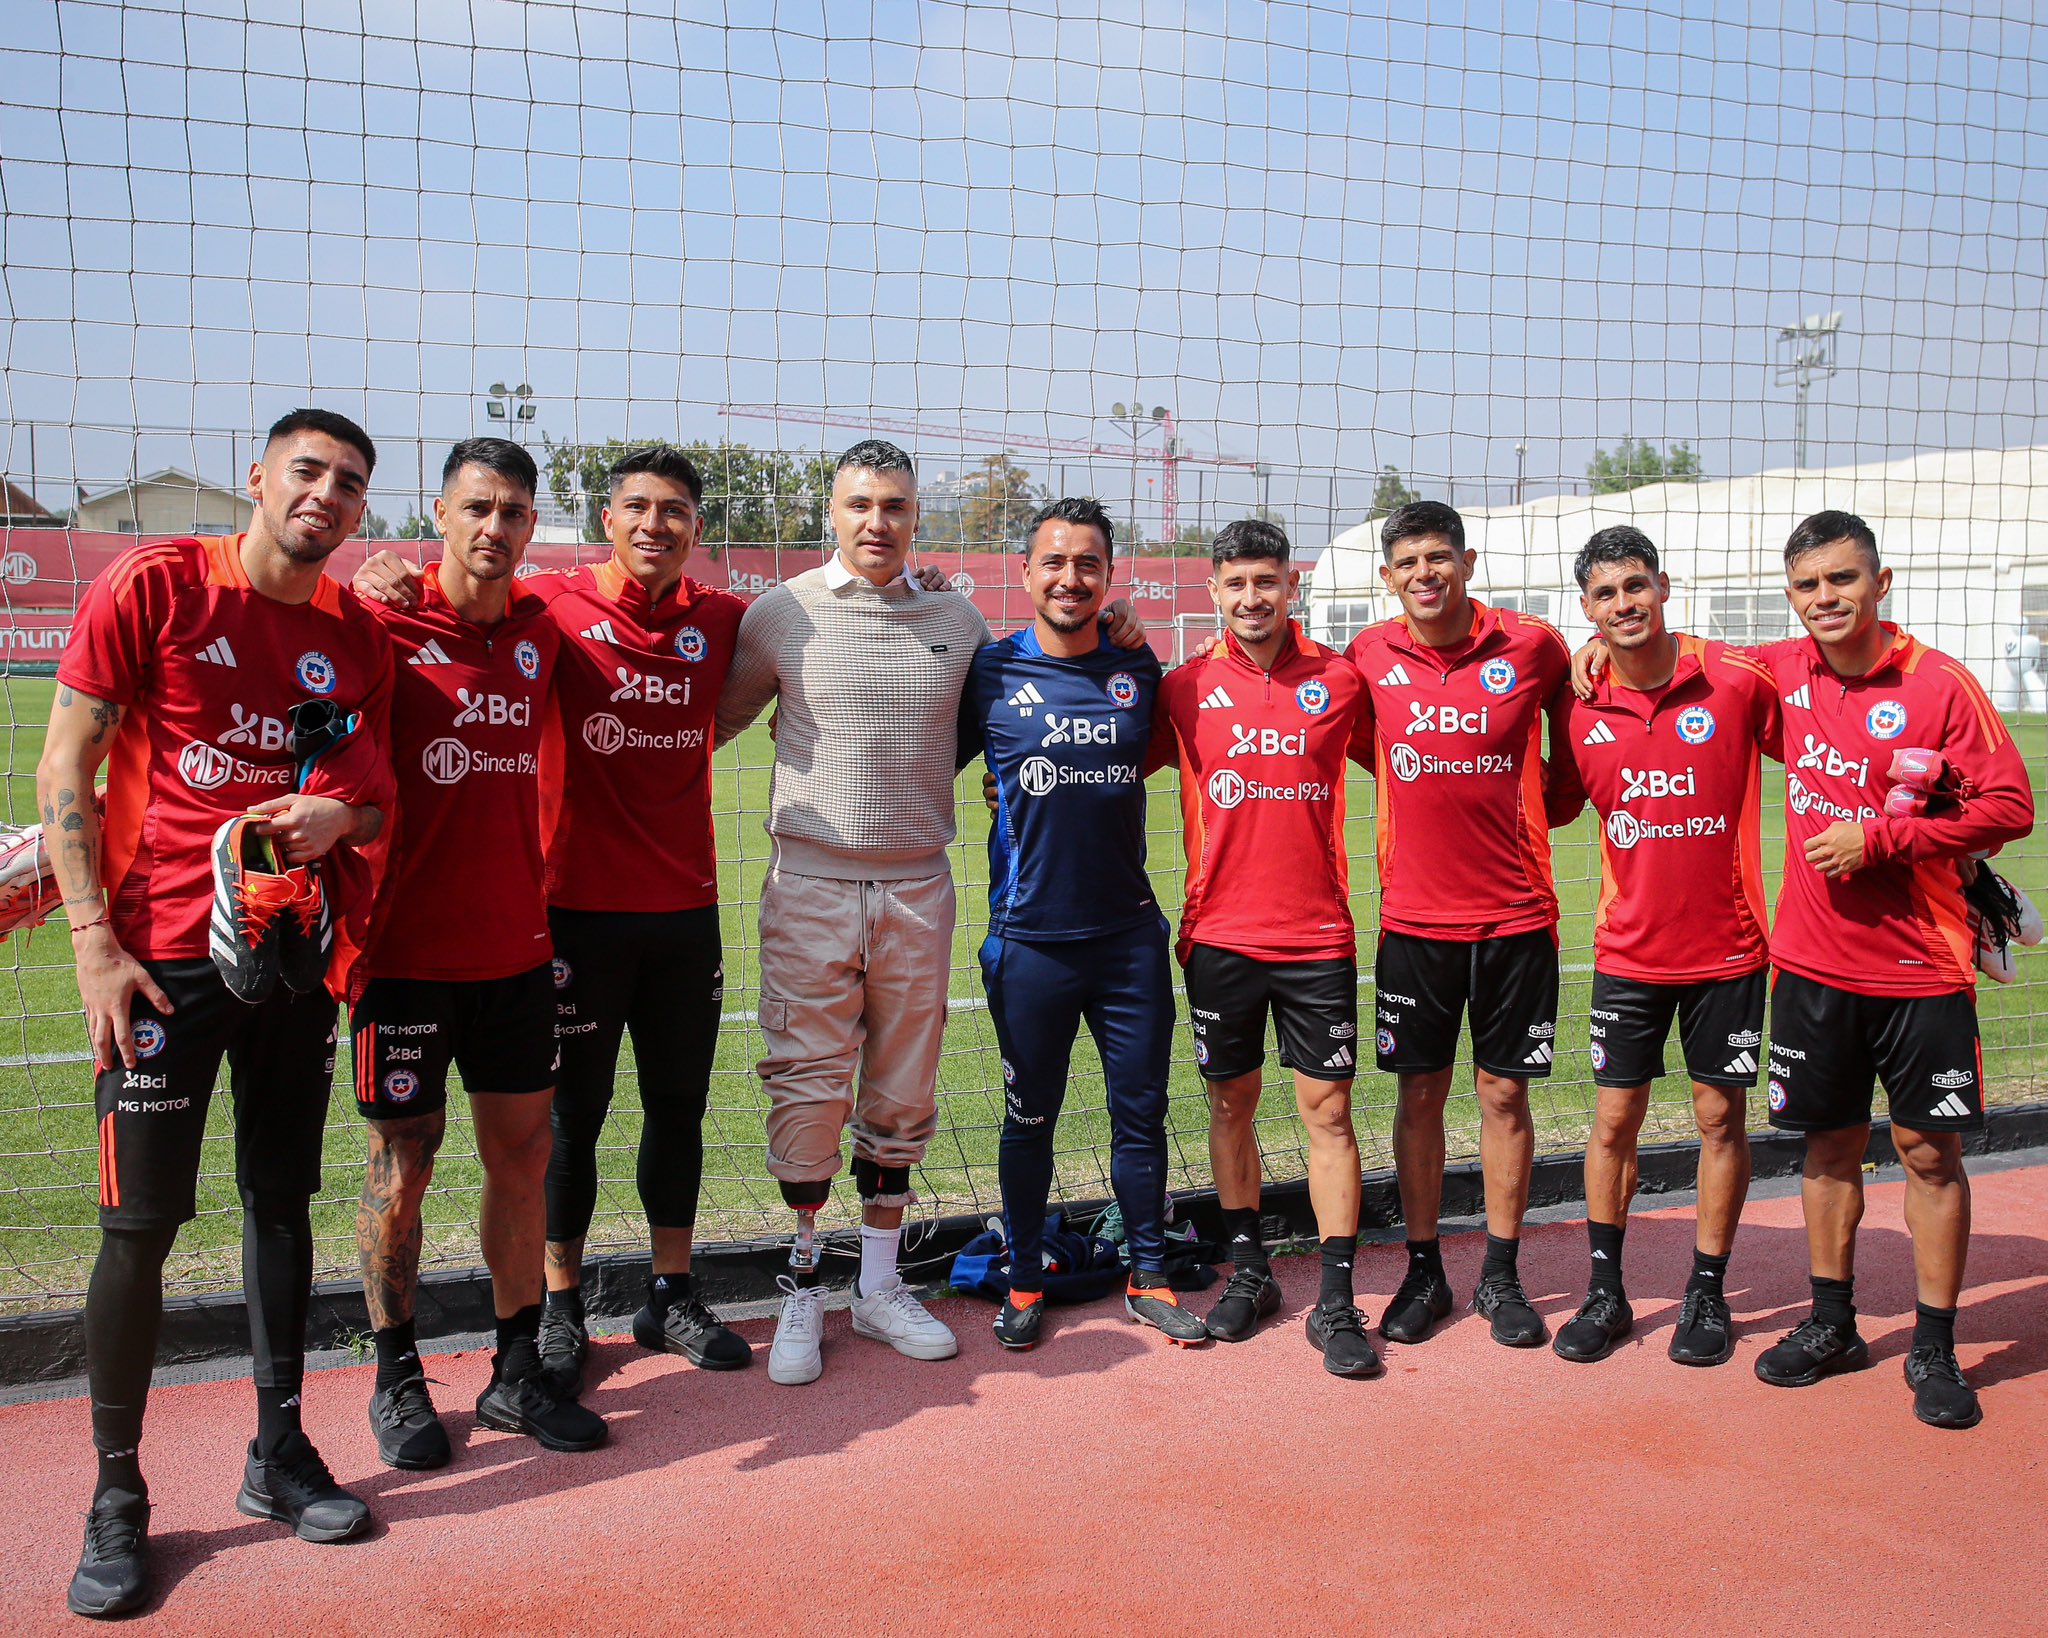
[{"xmin": 713, "ymin": 588, "xmax": 788, "ymax": 748}]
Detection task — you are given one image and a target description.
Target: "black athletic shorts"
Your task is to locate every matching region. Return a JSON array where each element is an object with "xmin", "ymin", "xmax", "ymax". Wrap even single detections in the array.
[
  {"xmin": 549, "ymin": 904, "xmax": 723, "ymax": 1106},
  {"xmin": 1766, "ymin": 970, "xmax": 1984, "ymax": 1134},
  {"xmin": 350, "ymin": 962, "xmax": 558, "ymax": 1119},
  {"xmin": 94, "ymin": 958, "xmax": 339, "ymax": 1230},
  {"xmin": 1588, "ymin": 969, "xmax": 1768, "ymax": 1089},
  {"xmin": 1374, "ymin": 927, "xmax": 1559, "ymax": 1078},
  {"xmin": 1182, "ymin": 944, "xmax": 1359, "ymax": 1082}
]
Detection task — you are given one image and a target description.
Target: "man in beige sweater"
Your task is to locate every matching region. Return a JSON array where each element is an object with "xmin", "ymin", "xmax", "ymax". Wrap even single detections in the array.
[{"xmin": 715, "ymin": 439, "xmax": 993, "ymax": 1383}]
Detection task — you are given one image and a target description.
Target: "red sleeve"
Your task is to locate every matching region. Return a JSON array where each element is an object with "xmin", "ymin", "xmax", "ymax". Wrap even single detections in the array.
[
  {"xmin": 1717, "ymin": 646, "xmax": 1783, "ymax": 763},
  {"xmin": 1861, "ymin": 662, "xmax": 2035, "ymax": 866},
  {"xmin": 56, "ymin": 544, "xmax": 185, "ymax": 705}
]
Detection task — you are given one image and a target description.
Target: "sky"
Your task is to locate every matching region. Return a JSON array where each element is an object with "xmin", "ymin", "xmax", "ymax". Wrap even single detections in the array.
[{"xmin": 1, "ymin": 0, "xmax": 2044, "ymax": 541}]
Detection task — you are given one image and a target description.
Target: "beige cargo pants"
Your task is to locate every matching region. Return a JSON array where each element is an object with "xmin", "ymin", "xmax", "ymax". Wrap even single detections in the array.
[{"xmin": 756, "ymin": 866, "xmax": 955, "ymax": 1186}]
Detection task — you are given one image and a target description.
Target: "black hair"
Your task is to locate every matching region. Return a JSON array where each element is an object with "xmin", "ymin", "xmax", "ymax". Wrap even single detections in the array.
[
  {"xmin": 1784, "ymin": 509, "xmax": 1879, "ymax": 569},
  {"xmin": 1379, "ymin": 499, "xmax": 1464, "ymax": 559},
  {"xmin": 834, "ymin": 438, "xmax": 916, "ymax": 481},
  {"xmin": 442, "ymin": 436, "xmax": 537, "ymax": 497},
  {"xmin": 1026, "ymin": 496, "xmax": 1114, "ymax": 560},
  {"xmin": 1573, "ymin": 524, "xmax": 1661, "ymax": 589},
  {"xmin": 1211, "ymin": 516, "xmax": 1290, "ymax": 569},
  {"xmin": 608, "ymin": 444, "xmax": 704, "ymax": 504},
  {"xmin": 265, "ymin": 408, "xmax": 376, "ymax": 474}
]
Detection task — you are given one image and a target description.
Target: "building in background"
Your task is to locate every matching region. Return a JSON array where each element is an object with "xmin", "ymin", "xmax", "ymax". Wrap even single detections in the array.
[
  {"xmin": 0, "ymin": 481, "xmax": 55, "ymax": 527},
  {"xmin": 73, "ymin": 468, "xmax": 252, "ymax": 535}
]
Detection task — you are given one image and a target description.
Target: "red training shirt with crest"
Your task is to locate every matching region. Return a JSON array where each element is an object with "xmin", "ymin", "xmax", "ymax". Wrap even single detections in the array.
[
  {"xmin": 57, "ymin": 534, "xmax": 396, "ymax": 962},
  {"xmin": 366, "ymin": 572, "xmax": 560, "ymax": 981},
  {"xmin": 1346, "ymin": 600, "xmax": 1577, "ymax": 942},
  {"xmin": 1149, "ymin": 622, "xmax": 1368, "ymax": 963},
  {"xmin": 530, "ymin": 562, "xmax": 745, "ymax": 913},
  {"xmin": 1760, "ymin": 625, "xmax": 2033, "ymax": 997},
  {"xmin": 1559, "ymin": 634, "xmax": 1782, "ymax": 984}
]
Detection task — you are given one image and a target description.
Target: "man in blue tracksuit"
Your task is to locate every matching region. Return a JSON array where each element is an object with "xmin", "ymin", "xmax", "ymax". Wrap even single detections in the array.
[{"xmin": 958, "ymin": 496, "xmax": 1208, "ymax": 1351}]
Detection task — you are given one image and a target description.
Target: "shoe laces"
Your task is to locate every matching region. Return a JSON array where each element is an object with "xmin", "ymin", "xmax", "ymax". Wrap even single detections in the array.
[
  {"xmin": 1477, "ymin": 1270, "xmax": 1532, "ymax": 1307},
  {"xmin": 867, "ymin": 1279, "xmax": 935, "ymax": 1326},
  {"xmin": 667, "ymin": 1293, "xmax": 720, "ymax": 1335},
  {"xmin": 285, "ymin": 865, "xmax": 324, "ymax": 933},
  {"xmin": 1218, "ymin": 1266, "xmax": 1271, "ymax": 1305},
  {"xmin": 378, "ymin": 1373, "xmax": 437, "ymax": 1426},
  {"xmin": 1677, "ymin": 1288, "xmax": 1729, "ymax": 1333},
  {"xmin": 1907, "ymin": 1342, "xmax": 1968, "ymax": 1386},
  {"xmin": 1577, "ymin": 1287, "xmax": 1626, "ymax": 1323},
  {"xmin": 1316, "ymin": 1300, "xmax": 1366, "ymax": 1336},
  {"xmin": 538, "ymin": 1309, "xmax": 584, "ymax": 1355},
  {"xmin": 266, "ymin": 1435, "xmax": 339, "ymax": 1499},
  {"xmin": 235, "ymin": 872, "xmax": 297, "ymax": 945},
  {"xmin": 84, "ymin": 1499, "xmax": 146, "ymax": 1557},
  {"xmin": 1784, "ymin": 1316, "xmax": 1848, "ymax": 1356},
  {"xmin": 1391, "ymin": 1264, "xmax": 1444, "ymax": 1304},
  {"xmin": 775, "ymin": 1274, "xmax": 825, "ymax": 1339}
]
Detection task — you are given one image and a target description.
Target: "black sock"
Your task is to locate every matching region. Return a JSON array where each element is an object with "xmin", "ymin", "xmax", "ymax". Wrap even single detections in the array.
[
  {"xmin": 85, "ymin": 1225, "xmax": 176, "ymax": 1502},
  {"xmin": 1405, "ymin": 1238, "xmax": 1444, "ymax": 1281},
  {"xmin": 95, "ymin": 1446, "xmax": 145, "ymax": 1501},
  {"xmin": 373, "ymin": 1320, "xmax": 420, "ymax": 1392},
  {"xmin": 1587, "ymin": 1221, "xmax": 1625, "ymax": 1294},
  {"xmin": 495, "ymin": 1304, "xmax": 543, "ymax": 1382},
  {"xmin": 242, "ymin": 1190, "xmax": 312, "ymax": 1458},
  {"xmin": 1318, "ymin": 1235, "xmax": 1357, "ymax": 1307},
  {"xmin": 1811, "ymin": 1275, "xmax": 1855, "ymax": 1331},
  {"xmin": 255, "ymin": 1383, "xmax": 302, "ymax": 1455},
  {"xmin": 1912, "ymin": 1302, "xmax": 1958, "ymax": 1353},
  {"xmin": 1481, "ymin": 1233, "xmax": 1520, "ymax": 1284},
  {"xmin": 544, "ymin": 1285, "xmax": 585, "ymax": 1323},
  {"xmin": 650, "ymin": 1270, "xmax": 693, "ymax": 1313},
  {"xmin": 1222, "ymin": 1207, "xmax": 1268, "ymax": 1272},
  {"xmin": 1688, "ymin": 1249, "xmax": 1730, "ymax": 1297}
]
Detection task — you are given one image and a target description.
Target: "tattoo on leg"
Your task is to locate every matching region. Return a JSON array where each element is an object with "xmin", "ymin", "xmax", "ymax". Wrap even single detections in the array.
[{"xmin": 356, "ymin": 1119, "xmax": 444, "ymax": 1330}]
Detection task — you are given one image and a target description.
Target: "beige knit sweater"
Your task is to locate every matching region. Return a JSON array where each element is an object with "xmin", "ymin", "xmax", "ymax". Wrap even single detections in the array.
[{"xmin": 714, "ymin": 564, "xmax": 992, "ymax": 879}]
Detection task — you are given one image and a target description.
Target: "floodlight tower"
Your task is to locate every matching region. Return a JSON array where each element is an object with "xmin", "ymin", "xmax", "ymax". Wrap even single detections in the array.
[
  {"xmin": 1774, "ymin": 313, "xmax": 1843, "ymax": 470},
  {"xmin": 485, "ymin": 381, "xmax": 538, "ymax": 442}
]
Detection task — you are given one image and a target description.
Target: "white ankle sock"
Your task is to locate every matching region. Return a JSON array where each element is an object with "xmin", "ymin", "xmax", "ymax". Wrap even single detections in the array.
[{"xmin": 858, "ymin": 1224, "xmax": 900, "ymax": 1294}]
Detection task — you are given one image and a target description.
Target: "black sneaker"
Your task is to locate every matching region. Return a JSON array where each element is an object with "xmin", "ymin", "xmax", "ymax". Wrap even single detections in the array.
[
  {"xmin": 992, "ymin": 1294, "xmax": 1045, "ymax": 1351},
  {"xmin": 538, "ymin": 1304, "xmax": 589, "ymax": 1399},
  {"xmin": 1306, "ymin": 1300, "xmax": 1384, "ymax": 1378},
  {"xmin": 1205, "ymin": 1266, "xmax": 1283, "ymax": 1341},
  {"xmin": 1904, "ymin": 1344, "xmax": 1982, "ymax": 1430},
  {"xmin": 1553, "ymin": 1289, "xmax": 1634, "ymax": 1363},
  {"xmin": 235, "ymin": 1432, "xmax": 372, "ymax": 1543},
  {"xmin": 1754, "ymin": 1317, "xmax": 1870, "ymax": 1387},
  {"xmin": 475, "ymin": 1369, "xmax": 608, "ymax": 1452},
  {"xmin": 207, "ymin": 814, "xmax": 292, "ymax": 1004},
  {"xmin": 367, "ymin": 1371, "xmax": 450, "ymax": 1470},
  {"xmin": 633, "ymin": 1291, "xmax": 751, "ymax": 1370},
  {"xmin": 1125, "ymin": 1283, "xmax": 1211, "ymax": 1347},
  {"xmin": 1380, "ymin": 1267, "xmax": 1454, "ymax": 1343},
  {"xmin": 1668, "ymin": 1287, "xmax": 1735, "ymax": 1367},
  {"xmin": 67, "ymin": 1488, "xmax": 150, "ymax": 1618},
  {"xmin": 1472, "ymin": 1272, "xmax": 1549, "ymax": 1348}
]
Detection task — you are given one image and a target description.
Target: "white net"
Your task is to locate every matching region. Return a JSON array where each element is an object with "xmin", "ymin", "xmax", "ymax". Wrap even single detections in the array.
[{"xmin": 0, "ymin": 1, "xmax": 2044, "ymax": 1306}]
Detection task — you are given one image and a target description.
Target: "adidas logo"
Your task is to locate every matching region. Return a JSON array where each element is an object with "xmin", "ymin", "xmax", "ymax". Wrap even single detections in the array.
[
  {"xmin": 1523, "ymin": 1041, "xmax": 1553, "ymax": 1067},
  {"xmin": 196, "ymin": 637, "xmax": 237, "ymax": 667},
  {"xmin": 1378, "ymin": 663, "xmax": 1411, "ymax": 688},
  {"xmin": 1582, "ymin": 720, "xmax": 1616, "ymax": 746},
  {"xmin": 581, "ymin": 619, "xmax": 619, "ymax": 644},
  {"xmin": 1007, "ymin": 682, "xmax": 1046, "ymax": 716},
  {"xmin": 1723, "ymin": 1050, "xmax": 1758, "ymax": 1076},
  {"xmin": 1591, "ymin": 1248, "xmax": 1610, "ymax": 1260},
  {"xmin": 1199, "ymin": 686, "xmax": 1235, "ymax": 710},
  {"xmin": 408, "ymin": 638, "xmax": 453, "ymax": 666},
  {"xmin": 1928, "ymin": 1091, "xmax": 1974, "ymax": 1120},
  {"xmin": 1784, "ymin": 684, "xmax": 1811, "ymax": 710},
  {"xmin": 1323, "ymin": 1044, "xmax": 1354, "ymax": 1070}
]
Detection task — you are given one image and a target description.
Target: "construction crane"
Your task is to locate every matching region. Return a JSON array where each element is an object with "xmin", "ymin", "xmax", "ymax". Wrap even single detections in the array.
[{"xmin": 718, "ymin": 402, "xmax": 1260, "ymax": 543}]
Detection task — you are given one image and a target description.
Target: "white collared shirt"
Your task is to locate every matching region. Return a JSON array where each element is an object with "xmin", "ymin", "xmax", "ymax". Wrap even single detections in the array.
[{"xmin": 823, "ymin": 550, "xmax": 916, "ymax": 594}]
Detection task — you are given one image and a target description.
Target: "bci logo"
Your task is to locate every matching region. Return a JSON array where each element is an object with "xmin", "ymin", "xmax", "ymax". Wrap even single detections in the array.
[
  {"xmin": 453, "ymin": 689, "xmax": 531, "ymax": 727},
  {"xmin": 608, "ymin": 667, "xmax": 691, "ymax": 705},
  {"xmin": 1619, "ymin": 765, "xmax": 1696, "ymax": 802},
  {"xmin": 1228, "ymin": 723, "xmax": 1305, "ymax": 758},
  {"xmin": 1405, "ymin": 700, "xmax": 1489, "ymax": 736},
  {"xmin": 218, "ymin": 703, "xmax": 289, "ymax": 750}
]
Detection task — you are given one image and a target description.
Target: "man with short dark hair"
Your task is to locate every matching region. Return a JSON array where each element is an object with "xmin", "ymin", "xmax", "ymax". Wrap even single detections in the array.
[
  {"xmin": 1346, "ymin": 500, "xmax": 1582, "ymax": 1350},
  {"xmin": 1151, "ymin": 518, "xmax": 1382, "ymax": 1377},
  {"xmin": 1550, "ymin": 525, "xmax": 1782, "ymax": 1367},
  {"xmin": 46, "ymin": 409, "xmax": 396, "ymax": 1616},
  {"xmin": 959, "ymin": 497, "xmax": 1207, "ymax": 1351}
]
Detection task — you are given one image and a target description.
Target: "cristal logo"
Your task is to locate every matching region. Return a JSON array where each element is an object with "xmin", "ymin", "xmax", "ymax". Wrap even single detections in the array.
[
  {"xmin": 0, "ymin": 552, "xmax": 37, "ymax": 585},
  {"xmin": 1796, "ymin": 734, "xmax": 1869, "ymax": 787},
  {"xmin": 178, "ymin": 741, "xmax": 233, "ymax": 789},
  {"xmin": 609, "ymin": 666, "xmax": 691, "ymax": 705},
  {"xmin": 1406, "ymin": 700, "xmax": 1489, "ymax": 736},
  {"xmin": 1931, "ymin": 1068, "xmax": 1972, "ymax": 1090},
  {"xmin": 1619, "ymin": 765, "xmax": 1696, "ymax": 802},
  {"xmin": 1606, "ymin": 810, "xmax": 1642, "ymax": 850},
  {"xmin": 218, "ymin": 704, "xmax": 289, "ymax": 750},
  {"xmin": 1388, "ymin": 742, "xmax": 1423, "ymax": 782},
  {"xmin": 1228, "ymin": 723, "xmax": 1305, "ymax": 758},
  {"xmin": 1040, "ymin": 714, "xmax": 1119, "ymax": 747},
  {"xmin": 1727, "ymin": 1029, "xmax": 1761, "ymax": 1049},
  {"xmin": 1206, "ymin": 768, "xmax": 1247, "ymax": 809},
  {"xmin": 582, "ymin": 713, "xmax": 627, "ymax": 755},
  {"xmin": 453, "ymin": 688, "xmax": 531, "ymax": 727},
  {"xmin": 1019, "ymin": 756, "xmax": 1058, "ymax": 797},
  {"xmin": 421, "ymin": 737, "xmax": 472, "ymax": 784}
]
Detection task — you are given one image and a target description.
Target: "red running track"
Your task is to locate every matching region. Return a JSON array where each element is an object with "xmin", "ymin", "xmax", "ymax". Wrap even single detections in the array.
[{"xmin": 5, "ymin": 1163, "xmax": 2046, "ymax": 1635}]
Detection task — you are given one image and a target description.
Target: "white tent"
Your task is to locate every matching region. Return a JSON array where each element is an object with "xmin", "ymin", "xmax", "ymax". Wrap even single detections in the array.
[{"xmin": 1304, "ymin": 445, "xmax": 2048, "ymax": 702}]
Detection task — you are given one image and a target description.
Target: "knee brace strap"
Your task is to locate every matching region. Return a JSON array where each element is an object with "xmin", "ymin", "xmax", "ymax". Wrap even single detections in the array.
[
  {"xmin": 778, "ymin": 1177, "xmax": 832, "ymax": 1209},
  {"xmin": 852, "ymin": 1157, "xmax": 913, "ymax": 1207}
]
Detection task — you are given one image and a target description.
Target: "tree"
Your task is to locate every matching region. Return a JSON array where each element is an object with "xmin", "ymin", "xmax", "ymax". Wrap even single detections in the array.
[
  {"xmin": 359, "ymin": 511, "xmax": 391, "ymax": 540},
  {"xmin": 1586, "ymin": 438, "xmax": 1702, "ymax": 495},
  {"xmin": 542, "ymin": 435, "xmax": 837, "ymax": 552},
  {"xmin": 1366, "ymin": 464, "xmax": 1420, "ymax": 519},
  {"xmin": 953, "ymin": 452, "xmax": 1047, "ymax": 549},
  {"xmin": 396, "ymin": 511, "xmax": 437, "ymax": 540}
]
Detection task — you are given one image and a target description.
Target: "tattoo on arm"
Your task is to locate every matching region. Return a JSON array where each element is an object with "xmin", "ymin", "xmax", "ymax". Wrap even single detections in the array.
[{"xmin": 86, "ymin": 699, "xmax": 121, "ymax": 746}]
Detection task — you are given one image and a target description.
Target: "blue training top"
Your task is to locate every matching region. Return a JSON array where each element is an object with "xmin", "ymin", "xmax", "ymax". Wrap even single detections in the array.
[{"xmin": 958, "ymin": 626, "xmax": 1161, "ymax": 942}]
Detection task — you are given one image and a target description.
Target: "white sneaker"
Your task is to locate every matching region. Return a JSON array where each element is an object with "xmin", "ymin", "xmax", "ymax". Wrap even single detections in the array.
[
  {"xmin": 768, "ymin": 1275, "xmax": 827, "ymax": 1386},
  {"xmin": 849, "ymin": 1276, "xmax": 958, "ymax": 1361}
]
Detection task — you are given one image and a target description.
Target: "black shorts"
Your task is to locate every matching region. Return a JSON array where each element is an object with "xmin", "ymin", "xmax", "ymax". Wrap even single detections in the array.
[
  {"xmin": 549, "ymin": 904, "xmax": 723, "ymax": 1110},
  {"xmin": 1182, "ymin": 944, "xmax": 1359, "ymax": 1081},
  {"xmin": 94, "ymin": 959, "xmax": 339, "ymax": 1230},
  {"xmin": 1374, "ymin": 928, "xmax": 1559, "ymax": 1078},
  {"xmin": 1588, "ymin": 969, "xmax": 1768, "ymax": 1089},
  {"xmin": 1766, "ymin": 970, "xmax": 1984, "ymax": 1134},
  {"xmin": 350, "ymin": 962, "xmax": 558, "ymax": 1119}
]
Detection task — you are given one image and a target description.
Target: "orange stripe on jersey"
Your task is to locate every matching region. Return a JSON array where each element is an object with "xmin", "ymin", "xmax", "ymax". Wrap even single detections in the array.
[
  {"xmin": 1329, "ymin": 773, "xmax": 1350, "ymax": 899},
  {"xmin": 1910, "ymin": 858, "xmax": 1976, "ymax": 990},
  {"xmin": 1514, "ymin": 714, "xmax": 1552, "ymax": 894},
  {"xmin": 1592, "ymin": 834, "xmax": 1620, "ymax": 938},
  {"xmin": 1374, "ymin": 739, "xmax": 1398, "ymax": 893},
  {"xmin": 99, "ymin": 1111, "xmax": 119, "ymax": 1208},
  {"xmin": 199, "ymin": 534, "xmax": 248, "ymax": 589},
  {"xmin": 104, "ymin": 540, "xmax": 191, "ymax": 603},
  {"xmin": 99, "ymin": 696, "xmax": 154, "ymax": 922},
  {"xmin": 1175, "ymin": 735, "xmax": 1210, "ymax": 957},
  {"xmin": 1939, "ymin": 661, "xmax": 2009, "ymax": 751},
  {"xmin": 1733, "ymin": 748, "xmax": 1769, "ymax": 947},
  {"xmin": 591, "ymin": 559, "xmax": 629, "ymax": 603}
]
